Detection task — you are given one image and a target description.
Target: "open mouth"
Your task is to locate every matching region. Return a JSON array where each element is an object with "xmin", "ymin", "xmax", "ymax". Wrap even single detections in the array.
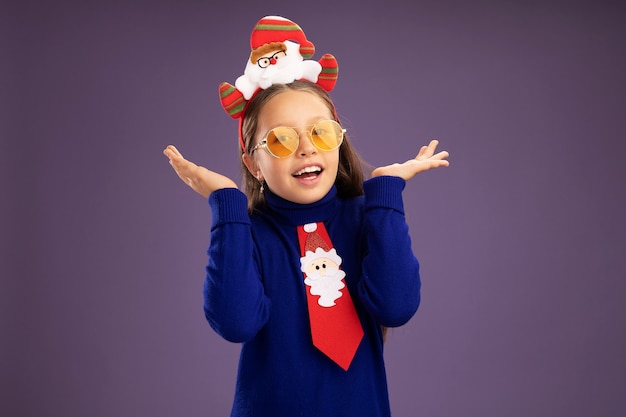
[{"xmin": 292, "ymin": 165, "xmax": 323, "ymax": 179}]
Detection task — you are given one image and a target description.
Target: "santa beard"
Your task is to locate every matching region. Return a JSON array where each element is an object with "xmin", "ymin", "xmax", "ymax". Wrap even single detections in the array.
[
  {"xmin": 235, "ymin": 41, "xmax": 322, "ymax": 98},
  {"xmin": 304, "ymin": 267, "xmax": 346, "ymax": 307}
]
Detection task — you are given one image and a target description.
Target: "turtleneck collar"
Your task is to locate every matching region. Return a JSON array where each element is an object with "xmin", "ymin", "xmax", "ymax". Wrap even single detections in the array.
[{"xmin": 259, "ymin": 186, "xmax": 338, "ymax": 226}]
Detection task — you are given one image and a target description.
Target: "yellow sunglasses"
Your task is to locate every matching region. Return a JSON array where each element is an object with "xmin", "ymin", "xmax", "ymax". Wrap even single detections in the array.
[{"xmin": 250, "ymin": 119, "xmax": 345, "ymax": 158}]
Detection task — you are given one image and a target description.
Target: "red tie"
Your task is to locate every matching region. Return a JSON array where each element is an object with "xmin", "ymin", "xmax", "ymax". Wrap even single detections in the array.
[{"xmin": 297, "ymin": 222, "xmax": 364, "ymax": 371}]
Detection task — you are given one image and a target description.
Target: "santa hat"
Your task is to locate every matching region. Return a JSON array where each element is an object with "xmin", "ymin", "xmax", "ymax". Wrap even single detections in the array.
[
  {"xmin": 250, "ymin": 16, "xmax": 315, "ymax": 59},
  {"xmin": 303, "ymin": 223, "xmax": 330, "ymax": 254}
]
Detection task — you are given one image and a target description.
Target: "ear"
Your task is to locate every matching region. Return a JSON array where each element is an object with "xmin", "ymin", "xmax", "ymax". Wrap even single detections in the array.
[{"xmin": 242, "ymin": 152, "xmax": 262, "ymax": 181}]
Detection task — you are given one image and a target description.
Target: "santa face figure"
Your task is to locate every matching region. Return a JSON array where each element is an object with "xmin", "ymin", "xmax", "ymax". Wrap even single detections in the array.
[
  {"xmin": 301, "ymin": 248, "xmax": 346, "ymax": 307},
  {"xmin": 235, "ymin": 40, "xmax": 322, "ymax": 99}
]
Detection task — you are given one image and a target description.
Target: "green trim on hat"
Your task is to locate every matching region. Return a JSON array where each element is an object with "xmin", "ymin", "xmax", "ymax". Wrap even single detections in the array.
[{"xmin": 255, "ymin": 23, "xmax": 301, "ymax": 31}]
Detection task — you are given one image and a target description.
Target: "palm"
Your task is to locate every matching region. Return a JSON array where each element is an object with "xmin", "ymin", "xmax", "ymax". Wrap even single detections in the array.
[
  {"xmin": 163, "ymin": 145, "xmax": 237, "ymax": 198},
  {"xmin": 372, "ymin": 140, "xmax": 449, "ymax": 180}
]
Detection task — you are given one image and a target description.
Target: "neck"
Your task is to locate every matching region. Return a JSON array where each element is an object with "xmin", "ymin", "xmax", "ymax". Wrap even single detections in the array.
[{"xmin": 261, "ymin": 187, "xmax": 338, "ymax": 226}]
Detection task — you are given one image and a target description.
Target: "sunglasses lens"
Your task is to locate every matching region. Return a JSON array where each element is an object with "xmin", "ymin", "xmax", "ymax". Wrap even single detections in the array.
[
  {"xmin": 266, "ymin": 127, "xmax": 299, "ymax": 157},
  {"xmin": 261, "ymin": 121, "xmax": 344, "ymax": 157},
  {"xmin": 311, "ymin": 120, "xmax": 343, "ymax": 151}
]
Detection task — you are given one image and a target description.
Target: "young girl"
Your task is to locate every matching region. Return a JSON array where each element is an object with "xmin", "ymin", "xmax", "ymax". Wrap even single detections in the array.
[{"xmin": 163, "ymin": 16, "xmax": 449, "ymax": 417}]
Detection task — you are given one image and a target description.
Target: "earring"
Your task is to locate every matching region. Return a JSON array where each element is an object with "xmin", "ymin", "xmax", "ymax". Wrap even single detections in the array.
[{"xmin": 260, "ymin": 181, "xmax": 265, "ymax": 194}]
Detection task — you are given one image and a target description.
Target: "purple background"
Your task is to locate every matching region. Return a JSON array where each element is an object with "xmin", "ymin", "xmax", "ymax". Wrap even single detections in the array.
[{"xmin": 2, "ymin": 0, "xmax": 625, "ymax": 416}]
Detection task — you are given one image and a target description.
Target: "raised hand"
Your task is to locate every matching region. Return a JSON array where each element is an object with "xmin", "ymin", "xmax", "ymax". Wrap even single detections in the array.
[
  {"xmin": 163, "ymin": 145, "xmax": 238, "ymax": 198},
  {"xmin": 371, "ymin": 140, "xmax": 449, "ymax": 180}
]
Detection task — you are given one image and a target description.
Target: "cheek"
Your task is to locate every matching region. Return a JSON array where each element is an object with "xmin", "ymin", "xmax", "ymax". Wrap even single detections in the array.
[
  {"xmin": 258, "ymin": 157, "xmax": 288, "ymax": 181},
  {"xmin": 327, "ymin": 152, "xmax": 340, "ymax": 177}
]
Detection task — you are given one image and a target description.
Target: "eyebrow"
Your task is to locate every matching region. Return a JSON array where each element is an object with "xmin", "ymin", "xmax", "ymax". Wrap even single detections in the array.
[{"xmin": 267, "ymin": 116, "xmax": 332, "ymax": 130}]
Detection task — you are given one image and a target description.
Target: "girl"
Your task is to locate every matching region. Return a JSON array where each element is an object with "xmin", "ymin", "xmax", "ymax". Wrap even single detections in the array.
[{"xmin": 163, "ymin": 16, "xmax": 449, "ymax": 417}]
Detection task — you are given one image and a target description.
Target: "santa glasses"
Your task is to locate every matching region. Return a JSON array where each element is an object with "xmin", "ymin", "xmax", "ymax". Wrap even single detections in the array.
[
  {"xmin": 257, "ymin": 50, "xmax": 287, "ymax": 68},
  {"xmin": 250, "ymin": 120, "xmax": 345, "ymax": 158}
]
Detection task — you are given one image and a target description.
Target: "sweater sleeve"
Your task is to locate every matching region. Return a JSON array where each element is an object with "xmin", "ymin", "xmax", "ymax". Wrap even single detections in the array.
[
  {"xmin": 357, "ymin": 176, "xmax": 421, "ymax": 327},
  {"xmin": 203, "ymin": 188, "xmax": 271, "ymax": 343}
]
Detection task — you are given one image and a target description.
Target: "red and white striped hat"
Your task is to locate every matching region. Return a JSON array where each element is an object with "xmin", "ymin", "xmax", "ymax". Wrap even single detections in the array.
[{"xmin": 249, "ymin": 15, "xmax": 315, "ymax": 59}]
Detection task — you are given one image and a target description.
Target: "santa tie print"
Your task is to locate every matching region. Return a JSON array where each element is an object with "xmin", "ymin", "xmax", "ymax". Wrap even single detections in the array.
[{"xmin": 297, "ymin": 222, "xmax": 364, "ymax": 370}]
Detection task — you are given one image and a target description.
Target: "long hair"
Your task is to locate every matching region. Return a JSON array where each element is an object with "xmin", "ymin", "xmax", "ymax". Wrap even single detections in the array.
[{"xmin": 240, "ymin": 80, "xmax": 367, "ymax": 213}]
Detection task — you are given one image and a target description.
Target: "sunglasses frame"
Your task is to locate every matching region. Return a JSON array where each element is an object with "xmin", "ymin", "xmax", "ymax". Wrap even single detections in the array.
[{"xmin": 249, "ymin": 119, "xmax": 346, "ymax": 158}]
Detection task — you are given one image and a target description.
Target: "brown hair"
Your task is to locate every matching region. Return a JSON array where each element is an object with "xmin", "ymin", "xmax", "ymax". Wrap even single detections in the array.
[{"xmin": 240, "ymin": 80, "xmax": 367, "ymax": 213}]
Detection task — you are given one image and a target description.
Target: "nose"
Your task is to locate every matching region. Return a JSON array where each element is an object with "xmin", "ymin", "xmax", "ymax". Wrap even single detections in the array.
[
  {"xmin": 270, "ymin": 58, "xmax": 277, "ymax": 65},
  {"xmin": 296, "ymin": 129, "xmax": 316, "ymax": 156}
]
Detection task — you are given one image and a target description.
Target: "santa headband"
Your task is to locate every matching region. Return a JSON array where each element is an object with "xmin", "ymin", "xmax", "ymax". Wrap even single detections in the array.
[{"xmin": 218, "ymin": 15, "xmax": 339, "ymax": 152}]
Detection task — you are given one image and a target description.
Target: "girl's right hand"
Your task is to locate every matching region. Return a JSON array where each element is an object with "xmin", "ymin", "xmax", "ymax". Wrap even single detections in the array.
[{"xmin": 163, "ymin": 145, "xmax": 238, "ymax": 198}]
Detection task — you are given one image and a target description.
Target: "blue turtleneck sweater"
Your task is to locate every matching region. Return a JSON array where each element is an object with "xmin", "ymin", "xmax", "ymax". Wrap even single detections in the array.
[{"xmin": 204, "ymin": 176, "xmax": 420, "ymax": 417}]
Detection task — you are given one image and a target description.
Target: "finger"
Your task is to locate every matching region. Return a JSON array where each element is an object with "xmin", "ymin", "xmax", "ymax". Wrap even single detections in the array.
[
  {"xmin": 427, "ymin": 157, "xmax": 450, "ymax": 167},
  {"xmin": 424, "ymin": 139, "xmax": 439, "ymax": 157},
  {"xmin": 164, "ymin": 145, "xmax": 183, "ymax": 159},
  {"xmin": 168, "ymin": 156, "xmax": 197, "ymax": 184},
  {"xmin": 415, "ymin": 145, "xmax": 428, "ymax": 159},
  {"xmin": 163, "ymin": 146, "xmax": 178, "ymax": 161},
  {"xmin": 173, "ymin": 164, "xmax": 197, "ymax": 188},
  {"xmin": 169, "ymin": 145, "xmax": 184, "ymax": 158},
  {"xmin": 174, "ymin": 158, "xmax": 198, "ymax": 178},
  {"xmin": 432, "ymin": 150, "xmax": 450, "ymax": 160},
  {"xmin": 415, "ymin": 140, "xmax": 439, "ymax": 160}
]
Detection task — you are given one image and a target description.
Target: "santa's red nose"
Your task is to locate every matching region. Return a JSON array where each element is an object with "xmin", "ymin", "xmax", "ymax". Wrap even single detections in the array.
[{"xmin": 270, "ymin": 58, "xmax": 277, "ymax": 65}]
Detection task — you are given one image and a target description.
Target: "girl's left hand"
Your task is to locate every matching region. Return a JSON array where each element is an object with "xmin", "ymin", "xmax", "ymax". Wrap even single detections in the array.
[{"xmin": 371, "ymin": 139, "xmax": 450, "ymax": 180}]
